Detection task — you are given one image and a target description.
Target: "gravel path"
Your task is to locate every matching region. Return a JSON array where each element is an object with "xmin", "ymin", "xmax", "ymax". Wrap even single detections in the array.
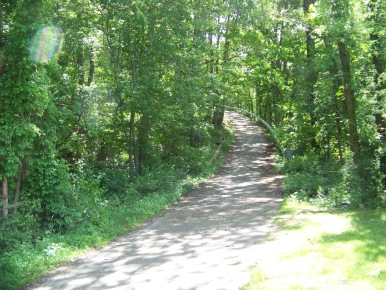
[{"xmin": 30, "ymin": 111, "xmax": 283, "ymax": 290}]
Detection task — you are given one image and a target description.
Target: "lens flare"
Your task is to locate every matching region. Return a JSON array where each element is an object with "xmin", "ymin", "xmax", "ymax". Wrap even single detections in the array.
[{"xmin": 29, "ymin": 25, "xmax": 63, "ymax": 63}]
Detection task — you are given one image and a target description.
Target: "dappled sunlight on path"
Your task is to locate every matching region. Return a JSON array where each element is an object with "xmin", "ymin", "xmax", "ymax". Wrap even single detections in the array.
[{"xmin": 31, "ymin": 111, "xmax": 283, "ymax": 290}]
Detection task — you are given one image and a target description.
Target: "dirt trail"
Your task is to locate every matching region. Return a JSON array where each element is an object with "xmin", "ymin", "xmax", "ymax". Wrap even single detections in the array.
[{"xmin": 30, "ymin": 111, "xmax": 283, "ymax": 290}]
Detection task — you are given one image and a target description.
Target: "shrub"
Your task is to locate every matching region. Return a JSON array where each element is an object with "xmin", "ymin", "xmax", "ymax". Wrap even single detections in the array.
[
  {"xmin": 100, "ymin": 167, "xmax": 131, "ymax": 197},
  {"xmin": 340, "ymin": 154, "xmax": 384, "ymax": 208},
  {"xmin": 278, "ymin": 151, "xmax": 385, "ymax": 209},
  {"xmin": 132, "ymin": 166, "xmax": 179, "ymax": 195},
  {"xmin": 0, "ymin": 208, "xmax": 37, "ymax": 252}
]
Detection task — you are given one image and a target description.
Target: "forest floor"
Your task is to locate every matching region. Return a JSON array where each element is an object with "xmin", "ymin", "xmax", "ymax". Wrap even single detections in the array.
[{"xmin": 28, "ymin": 111, "xmax": 284, "ymax": 290}]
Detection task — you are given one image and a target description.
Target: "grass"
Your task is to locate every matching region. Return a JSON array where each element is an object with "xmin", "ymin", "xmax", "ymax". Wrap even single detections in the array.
[{"xmin": 241, "ymin": 199, "xmax": 386, "ymax": 290}]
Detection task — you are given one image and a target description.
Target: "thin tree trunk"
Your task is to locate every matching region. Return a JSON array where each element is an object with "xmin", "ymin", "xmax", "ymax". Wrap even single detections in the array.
[
  {"xmin": 129, "ymin": 109, "xmax": 136, "ymax": 177},
  {"xmin": 332, "ymin": 72, "xmax": 344, "ymax": 164},
  {"xmin": 0, "ymin": 1, "xmax": 4, "ymax": 75},
  {"xmin": 263, "ymin": 97, "xmax": 267, "ymax": 121},
  {"xmin": 12, "ymin": 163, "xmax": 22, "ymax": 213},
  {"xmin": 303, "ymin": 0, "xmax": 318, "ymax": 149},
  {"xmin": 274, "ymin": 84, "xmax": 282, "ymax": 124},
  {"xmin": 336, "ymin": 121, "xmax": 344, "ymax": 161},
  {"xmin": 77, "ymin": 47, "xmax": 84, "ymax": 86},
  {"xmin": 87, "ymin": 54, "xmax": 94, "ymax": 86},
  {"xmin": 338, "ymin": 41, "xmax": 360, "ymax": 158},
  {"xmin": 108, "ymin": 98, "xmax": 124, "ymax": 159},
  {"xmin": 255, "ymin": 83, "xmax": 262, "ymax": 116},
  {"xmin": 248, "ymin": 91, "xmax": 254, "ymax": 113},
  {"xmin": 324, "ymin": 37, "xmax": 344, "ymax": 163},
  {"xmin": 2, "ymin": 176, "xmax": 8, "ymax": 219},
  {"xmin": 134, "ymin": 140, "xmax": 139, "ymax": 176},
  {"xmin": 213, "ymin": 107, "xmax": 224, "ymax": 128},
  {"xmin": 0, "ymin": 1, "xmax": 2, "ymax": 41},
  {"xmin": 0, "ymin": 1, "xmax": 3, "ymax": 48},
  {"xmin": 138, "ymin": 115, "xmax": 151, "ymax": 175}
]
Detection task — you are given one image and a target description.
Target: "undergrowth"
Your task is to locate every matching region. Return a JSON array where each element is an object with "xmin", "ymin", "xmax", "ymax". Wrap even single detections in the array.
[{"xmin": 275, "ymin": 152, "xmax": 386, "ymax": 209}]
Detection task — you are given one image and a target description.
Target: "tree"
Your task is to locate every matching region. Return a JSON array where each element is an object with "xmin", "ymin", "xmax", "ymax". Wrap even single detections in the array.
[
  {"xmin": 0, "ymin": 1, "xmax": 85, "ymax": 226},
  {"xmin": 368, "ymin": 0, "xmax": 386, "ymax": 174},
  {"xmin": 1, "ymin": 0, "xmax": 51, "ymax": 218},
  {"xmin": 331, "ymin": 0, "xmax": 360, "ymax": 159},
  {"xmin": 303, "ymin": 0, "xmax": 319, "ymax": 149}
]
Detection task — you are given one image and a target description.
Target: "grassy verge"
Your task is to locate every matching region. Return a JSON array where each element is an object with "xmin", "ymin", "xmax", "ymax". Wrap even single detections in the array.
[
  {"xmin": 241, "ymin": 199, "xmax": 386, "ymax": 290},
  {"xmin": 0, "ymin": 125, "xmax": 235, "ymax": 290}
]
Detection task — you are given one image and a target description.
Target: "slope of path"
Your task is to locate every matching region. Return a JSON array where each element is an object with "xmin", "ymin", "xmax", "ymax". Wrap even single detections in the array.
[{"xmin": 30, "ymin": 111, "xmax": 283, "ymax": 290}]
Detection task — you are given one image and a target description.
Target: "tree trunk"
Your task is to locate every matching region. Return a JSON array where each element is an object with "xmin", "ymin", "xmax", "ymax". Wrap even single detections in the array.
[
  {"xmin": 303, "ymin": 0, "xmax": 318, "ymax": 149},
  {"xmin": 2, "ymin": 176, "xmax": 8, "ymax": 219},
  {"xmin": 338, "ymin": 41, "xmax": 360, "ymax": 158},
  {"xmin": 134, "ymin": 139, "xmax": 139, "ymax": 176},
  {"xmin": 335, "ymin": 113, "xmax": 344, "ymax": 163},
  {"xmin": 0, "ymin": 1, "xmax": 4, "ymax": 75},
  {"xmin": 77, "ymin": 47, "xmax": 84, "ymax": 86},
  {"xmin": 138, "ymin": 114, "xmax": 151, "ymax": 175},
  {"xmin": 255, "ymin": 82, "xmax": 262, "ymax": 116},
  {"xmin": 213, "ymin": 107, "xmax": 224, "ymax": 128},
  {"xmin": 222, "ymin": 16, "xmax": 231, "ymax": 63},
  {"xmin": 129, "ymin": 109, "xmax": 136, "ymax": 177},
  {"xmin": 12, "ymin": 163, "xmax": 23, "ymax": 213},
  {"xmin": 87, "ymin": 53, "xmax": 94, "ymax": 86},
  {"xmin": 324, "ymin": 37, "xmax": 344, "ymax": 163},
  {"xmin": 263, "ymin": 96, "xmax": 268, "ymax": 121},
  {"xmin": 0, "ymin": 2, "xmax": 2, "ymax": 43}
]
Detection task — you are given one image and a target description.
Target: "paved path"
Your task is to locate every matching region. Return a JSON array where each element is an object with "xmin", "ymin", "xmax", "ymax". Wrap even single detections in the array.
[{"xmin": 31, "ymin": 111, "xmax": 283, "ymax": 290}]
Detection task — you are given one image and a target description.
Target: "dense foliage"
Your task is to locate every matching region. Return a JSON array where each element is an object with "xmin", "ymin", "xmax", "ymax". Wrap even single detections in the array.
[
  {"xmin": 223, "ymin": 0, "xmax": 386, "ymax": 208},
  {"xmin": 0, "ymin": 0, "xmax": 385, "ymax": 288},
  {"xmin": 1, "ymin": 3, "xmax": 231, "ymax": 227},
  {"xmin": 0, "ymin": 0, "xmax": 235, "ymax": 277}
]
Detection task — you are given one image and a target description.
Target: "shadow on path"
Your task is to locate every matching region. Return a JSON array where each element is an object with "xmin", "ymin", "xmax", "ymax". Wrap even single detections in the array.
[{"xmin": 30, "ymin": 111, "xmax": 283, "ymax": 290}]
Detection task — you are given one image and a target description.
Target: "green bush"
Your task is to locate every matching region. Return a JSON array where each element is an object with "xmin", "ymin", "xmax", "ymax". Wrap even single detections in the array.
[
  {"xmin": 100, "ymin": 167, "xmax": 131, "ymax": 197},
  {"xmin": 277, "ymin": 151, "xmax": 385, "ymax": 209},
  {"xmin": 282, "ymin": 172, "xmax": 329, "ymax": 199},
  {"xmin": 0, "ymin": 254, "xmax": 19, "ymax": 290},
  {"xmin": 133, "ymin": 166, "xmax": 178, "ymax": 195},
  {"xmin": 24, "ymin": 154, "xmax": 77, "ymax": 233},
  {"xmin": 0, "ymin": 208, "xmax": 37, "ymax": 252},
  {"xmin": 280, "ymin": 154, "xmax": 340, "ymax": 198},
  {"xmin": 340, "ymin": 154, "xmax": 384, "ymax": 208}
]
